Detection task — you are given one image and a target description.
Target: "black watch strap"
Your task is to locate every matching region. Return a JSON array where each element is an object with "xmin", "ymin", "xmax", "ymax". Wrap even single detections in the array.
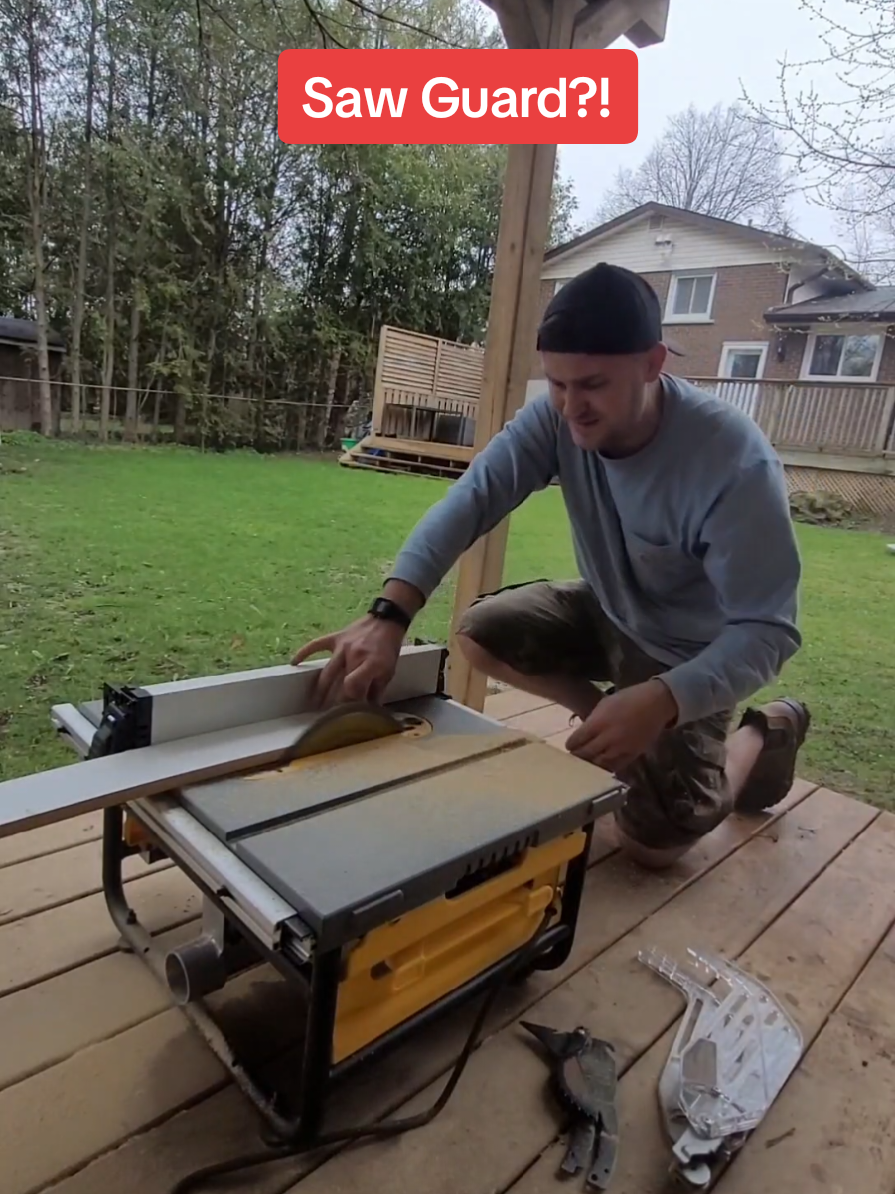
[{"xmin": 368, "ymin": 596, "xmax": 411, "ymax": 630}]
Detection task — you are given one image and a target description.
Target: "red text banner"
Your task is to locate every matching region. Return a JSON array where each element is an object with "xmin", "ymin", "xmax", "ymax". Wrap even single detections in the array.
[{"xmin": 278, "ymin": 49, "xmax": 638, "ymax": 145}]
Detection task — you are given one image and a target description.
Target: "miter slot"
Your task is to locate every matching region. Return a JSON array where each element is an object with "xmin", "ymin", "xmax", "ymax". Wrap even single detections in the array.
[
  {"xmin": 234, "ymin": 740, "xmax": 625, "ymax": 951},
  {"xmin": 180, "ymin": 694, "xmax": 528, "ymax": 844}
]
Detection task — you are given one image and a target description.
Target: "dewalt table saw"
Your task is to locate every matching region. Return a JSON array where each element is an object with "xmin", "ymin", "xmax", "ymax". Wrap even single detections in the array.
[{"xmin": 5, "ymin": 644, "xmax": 625, "ymax": 1151}]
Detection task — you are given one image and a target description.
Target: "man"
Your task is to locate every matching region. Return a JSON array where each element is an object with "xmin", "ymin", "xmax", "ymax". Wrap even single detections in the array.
[{"xmin": 293, "ymin": 263, "xmax": 810, "ymax": 869}]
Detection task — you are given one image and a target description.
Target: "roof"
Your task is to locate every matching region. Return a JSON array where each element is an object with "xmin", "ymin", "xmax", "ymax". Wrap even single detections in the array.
[
  {"xmin": 764, "ymin": 286, "xmax": 895, "ymax": 324},
  {"xmin": 545, "ymin": 202, "xmax": 871, "ymax": 288},
  {"xmin": 0, "ymin": 317, "xmax": 65, "ymax": 349}
]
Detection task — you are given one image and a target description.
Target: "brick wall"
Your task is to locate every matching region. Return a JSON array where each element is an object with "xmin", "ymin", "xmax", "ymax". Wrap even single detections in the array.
[{"xmin": 529, "ymin": 262, "xmax": 789, "ymax": 381}]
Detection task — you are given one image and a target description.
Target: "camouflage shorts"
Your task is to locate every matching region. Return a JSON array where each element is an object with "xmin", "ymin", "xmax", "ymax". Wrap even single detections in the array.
[{"xmin": 457, "ymin": 579, "xmax": 734, "ymax": 851}]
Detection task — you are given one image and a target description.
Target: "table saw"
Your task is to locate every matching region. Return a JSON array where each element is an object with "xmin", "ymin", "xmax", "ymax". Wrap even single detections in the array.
[{"xmin": 6, "ymin": 644, "xmax": 625, "ymax": 1145}]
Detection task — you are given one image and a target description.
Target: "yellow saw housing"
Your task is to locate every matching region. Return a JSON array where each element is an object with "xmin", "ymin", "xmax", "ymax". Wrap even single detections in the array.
[{"xmin": 333, "ymin": 828, "xmax": 585, "ymax": 1063}]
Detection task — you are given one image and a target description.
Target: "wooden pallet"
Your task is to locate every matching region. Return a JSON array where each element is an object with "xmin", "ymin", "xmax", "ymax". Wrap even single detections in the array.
[{"xmin": 339, "ymin": 434, "xmax": 473, "ymax": 480}]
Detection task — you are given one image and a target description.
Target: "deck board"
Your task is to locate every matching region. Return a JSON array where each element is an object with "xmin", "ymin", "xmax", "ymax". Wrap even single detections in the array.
[
  {"xmin": 514, "ymin": 810, "xmax": 895, "ymax": 1194},
  {"xmin": 0, "ymin": 838, "xmax": 171, "ymax": 926},
  {"xmin": 279, "ymin": 789, "xmax": 875, "ymax": 1194},
  {"xmin": 37, "ymin": 784, "xmax": 818, "ymax": 1194},
  {"xmin": 0, "ymin": 867, "xmax": 201, "ymax": 995},
  {"xmin": 712, "ymin": 922, "xmax": 895, "ymax": 1194},
  {"xmin": 0, "ymin": 812, "xmax": 102, "ymax": 870},
  {"xmin": 0, "ymin": 691, "xmax": 891, "ymax": 1194}
]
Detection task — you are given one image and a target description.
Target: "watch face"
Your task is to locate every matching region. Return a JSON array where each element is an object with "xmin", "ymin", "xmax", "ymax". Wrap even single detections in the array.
[{"xmin": 372, "ymin": 598, "xmax": 408, "ymax": 626}]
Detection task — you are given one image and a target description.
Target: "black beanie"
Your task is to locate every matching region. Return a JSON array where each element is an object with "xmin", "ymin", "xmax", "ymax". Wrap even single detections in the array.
[{"xmin": 537, "ymin": 262, "xmax": 682, "ymax": 356}]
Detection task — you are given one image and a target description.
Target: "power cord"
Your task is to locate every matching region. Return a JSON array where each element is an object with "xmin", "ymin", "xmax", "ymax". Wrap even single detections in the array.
[{"xmin": 171, "ymin": 910, "xmax": 556, "ymax": 1193}]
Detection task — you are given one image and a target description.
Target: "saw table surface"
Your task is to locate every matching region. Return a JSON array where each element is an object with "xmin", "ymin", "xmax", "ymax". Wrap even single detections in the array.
[
  {"xmin": 180, "ymin": 695, "xmax": 624, "ymax": 948},
  {"xmin": 3, "ymin": 689, "xmax": 895, "ymax": 1194}
]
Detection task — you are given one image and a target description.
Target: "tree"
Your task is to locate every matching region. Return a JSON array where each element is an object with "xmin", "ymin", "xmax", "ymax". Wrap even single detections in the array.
[
  {"xmin": 595, "ymin": 103, "xmax": 794, "ymax": 231},
  {"xmin": 835, "ymin": 196, "xmax": 895, "ymax": 285},
  {"xmin": 68, "ymin": 0, "xmax": 99, "ymax": 434},
  {"xmin": 746, "ymin": 0, "xmax": 895, "ymax": 282},
  {"xmin": 745, "ymin": 0, "xmax": 894, "ymax": 213},
  {"xmin": 1, "ymin": 0, "xmax": 56, "ymax": 435},
  {"xmin": 0, "ymin": 0, "xmax": 574, "ymax": 449},
  {"xmin": 548, "ymin": 160, "xmax": 580, "ymax": 248}
]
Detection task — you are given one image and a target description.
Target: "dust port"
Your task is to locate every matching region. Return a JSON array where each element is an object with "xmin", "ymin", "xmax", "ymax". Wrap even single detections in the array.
[{"xmin": 164, "ymin": 936, "xmax": 228, "ymax": 1005}]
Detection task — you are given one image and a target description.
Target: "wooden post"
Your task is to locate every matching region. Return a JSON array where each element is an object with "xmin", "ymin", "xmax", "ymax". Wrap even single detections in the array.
[
  {"xmin": 445, "ymin": 0, "xmax": 577, "ymax": 709},
  {"xmin": 370, "ymin": 323, "xmax": 389, "ymax": 436},
  {"xmin": 448, "ymin": 0, "xmax": 671, "ymax": 709}
]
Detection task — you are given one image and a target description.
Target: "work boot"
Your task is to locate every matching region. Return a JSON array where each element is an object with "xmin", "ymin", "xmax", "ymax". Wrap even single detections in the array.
[{"xmin": 734, "ymin": 698, "xmax": 811, "ymax": 815}]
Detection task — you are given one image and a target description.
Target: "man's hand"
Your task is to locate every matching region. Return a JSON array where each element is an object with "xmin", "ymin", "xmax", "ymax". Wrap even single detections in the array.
[
  {"xmin": 291, "ymin": 615, "xmax": 406, "ymax": 708},
  {"xmin": 565, "ymin": 678, "xmax": 679, "ymax": 773}
]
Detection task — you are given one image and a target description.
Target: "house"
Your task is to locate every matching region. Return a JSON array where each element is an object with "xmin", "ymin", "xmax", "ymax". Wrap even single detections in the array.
[
  {"xmin": 0, "ymin": 317, "xmax": 65, "ymax": 432},
  {"xmin": 527, "ymin": 202, "xmax": 895, "ymax": 404}
]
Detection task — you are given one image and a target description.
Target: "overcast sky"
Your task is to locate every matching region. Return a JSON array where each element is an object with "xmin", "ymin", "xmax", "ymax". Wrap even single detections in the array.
[{"xmin": 550, "ymin": 0, "xmax": 855, "ymax": 254}]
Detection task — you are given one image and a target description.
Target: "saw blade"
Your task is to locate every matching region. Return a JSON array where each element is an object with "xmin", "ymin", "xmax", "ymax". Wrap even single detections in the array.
[{"xmin": 280, "ymin": 702, "xmax": 407, "ymax": 764}]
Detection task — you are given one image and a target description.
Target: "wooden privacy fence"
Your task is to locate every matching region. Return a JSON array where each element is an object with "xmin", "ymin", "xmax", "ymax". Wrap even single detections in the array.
[
  {"xmin": 689, "ymin": 378, "xmax": 895, "ymax": 454},
  {"xmin": 372, "ymin": 325, "xmax": 485, "ymax": 446}
]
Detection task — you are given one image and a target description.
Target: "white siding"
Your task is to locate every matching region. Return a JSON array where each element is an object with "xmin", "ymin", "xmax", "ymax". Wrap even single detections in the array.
[{"xmin": 543, "ymin": 214, "xmax": 821, "ymax": 281}]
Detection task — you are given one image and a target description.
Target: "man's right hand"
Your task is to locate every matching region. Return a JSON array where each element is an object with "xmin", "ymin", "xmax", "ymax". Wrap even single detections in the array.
[{"xmin": 291, "ymin": 614, "xmax": 407, "ymax": 708}]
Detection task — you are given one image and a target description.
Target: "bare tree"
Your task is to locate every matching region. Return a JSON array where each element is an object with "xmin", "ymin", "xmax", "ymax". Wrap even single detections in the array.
[
  {"xmin": 743, "ymin": 0, "xmax": 894, "ymax": 219},
  {"xmin": 743, "ymin": 0, "xmax": 895, "ymax": 284},
  {"xmin": 595, "ymin": 103, "xmax": 795, "ymax": 231},
  {"xmin": 834, "ymin": 180, "xmax": 895, "ymax": 285}
]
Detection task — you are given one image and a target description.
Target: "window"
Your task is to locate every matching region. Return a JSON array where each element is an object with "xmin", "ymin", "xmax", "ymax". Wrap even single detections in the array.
[
  {"xmin": 552, "ymin": 279, "xmax": 572, "ymax": 295},
  {"xmin": 720, "ymin": 342, "xmax": 768, "ymax": 380},
  {"xmin": 802, "ymin": 332, "xmax": 883, "ymax": 381},
  {"xmin": 665, "ymin": 272, "xmax": 716, "ymax": 321}
]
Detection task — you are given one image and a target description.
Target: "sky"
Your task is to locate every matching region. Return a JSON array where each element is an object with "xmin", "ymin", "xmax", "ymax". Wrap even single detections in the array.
[{"xmin": 546, "ymin": 0, "xmax": 856, "ymax": 254}]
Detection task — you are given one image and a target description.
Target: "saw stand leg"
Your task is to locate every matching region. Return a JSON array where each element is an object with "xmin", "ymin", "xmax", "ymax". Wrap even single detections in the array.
[
  {"xmin": 100, "ymin": 805, "xmax": 342, "ymax": 1146},
  {"xmin": 103, "ymin": 806, "xmax": 155, "ymax": 960},
  {"xmin": 535, "ymin": 823, "xmax": 592, "ymax": 972}
]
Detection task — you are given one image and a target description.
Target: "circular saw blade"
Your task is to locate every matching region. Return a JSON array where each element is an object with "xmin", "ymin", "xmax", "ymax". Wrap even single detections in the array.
[{"xmin": 282, "ymin": 702, "xmax": 407, "ymax": 764}]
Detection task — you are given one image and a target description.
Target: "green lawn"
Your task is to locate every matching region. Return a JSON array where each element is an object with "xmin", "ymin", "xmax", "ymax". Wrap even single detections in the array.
[{"xmin": 1, "ymin": 437, "xmax": 892, "ymax": 805}]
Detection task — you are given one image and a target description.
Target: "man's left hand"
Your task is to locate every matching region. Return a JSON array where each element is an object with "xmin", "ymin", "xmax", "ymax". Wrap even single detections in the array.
[{"xmin": 565, "ymin": 678, "xmax": 679, "ymax": 773}]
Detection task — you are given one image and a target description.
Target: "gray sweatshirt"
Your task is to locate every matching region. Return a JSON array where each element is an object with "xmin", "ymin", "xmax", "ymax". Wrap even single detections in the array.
[{"xmin": 390, "ymin": 372, "xmax": 802, "ymax": 726}]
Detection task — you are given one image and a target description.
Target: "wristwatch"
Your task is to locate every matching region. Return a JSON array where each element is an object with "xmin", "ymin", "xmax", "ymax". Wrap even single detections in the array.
[{"xmin": 368, "ymin": 596, "xmax": 411, "ymax": 630}]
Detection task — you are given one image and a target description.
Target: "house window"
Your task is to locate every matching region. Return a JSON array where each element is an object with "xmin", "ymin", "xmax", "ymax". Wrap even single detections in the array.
[
  {"xmin": 665, "ymin": 272, "xmax": 716, "ymax": 321},
  {"xmin": 802, "ymin": 332, "xmax": 883, "ymax": 381},
  {"xmin": 720, "ymin": 342, "xmax": 768, "ymax": 380},
  {"xmin": 552, "ymin": 279, "xmax": 572, "ymax": 295}
]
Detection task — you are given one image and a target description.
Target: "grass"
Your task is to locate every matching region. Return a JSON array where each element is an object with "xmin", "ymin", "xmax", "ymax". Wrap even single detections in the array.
[{"xmin": 1, "ymin": 437, "xmax": 893, "ymax": 806}]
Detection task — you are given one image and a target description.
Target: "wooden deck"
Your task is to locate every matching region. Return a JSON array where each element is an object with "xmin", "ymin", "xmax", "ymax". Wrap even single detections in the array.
[{"xmin": 2, "ymin": 689, "xmax": 895, "ymax": 1194}]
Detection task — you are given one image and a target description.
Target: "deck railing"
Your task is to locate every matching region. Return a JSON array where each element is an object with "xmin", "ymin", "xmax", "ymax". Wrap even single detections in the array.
[
  {"xmin": 369, "ymin": 320, "xmax": 895, "ymax": 457},
  {"xmin": 687, "ymin": 378, "xmax": 895, "ymax": 455}
]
